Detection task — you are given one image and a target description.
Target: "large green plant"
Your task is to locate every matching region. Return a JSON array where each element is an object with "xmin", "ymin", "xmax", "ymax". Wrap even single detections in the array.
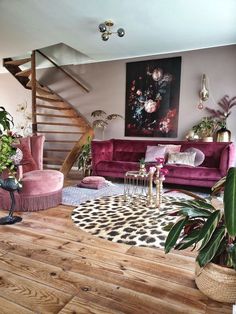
[
  {"xmin": 0, "ymin": 106, "xmax": 14, "ymax": 134},
  {"xmin": 0, "ymin": 107, "xmax": 16, "ymax": 175},
  {"xmin": 164, "ymin": 167, "xmax": 236, "ymax": 269},
  {"xmin": 77, "ymin": 136, "xmax": 92, "ymax": 177}
]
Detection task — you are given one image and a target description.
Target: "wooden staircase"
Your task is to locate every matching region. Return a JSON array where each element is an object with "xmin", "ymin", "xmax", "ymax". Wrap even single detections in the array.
[{"xmin": 3, "ymin": 52, "xmax": 94, "ymax": 178}]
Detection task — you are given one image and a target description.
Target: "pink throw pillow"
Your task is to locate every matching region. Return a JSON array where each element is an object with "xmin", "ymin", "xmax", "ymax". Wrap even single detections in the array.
[
  {"xmin": 144, "ymin": 146, "xmax": 166, "ymax": 162},
  {"xmin": 16, "ymin": 143, "xmax": 38, "ymax": 173},
  {"xmin": 82, "ymin": 176, "xmax": 106, "ymax": 184}
]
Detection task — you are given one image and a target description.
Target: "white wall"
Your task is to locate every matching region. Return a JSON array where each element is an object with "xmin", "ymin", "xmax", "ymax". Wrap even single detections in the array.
[{"xmin": 1, "ymin": 45, "xmax": 236, "ymax": 143}]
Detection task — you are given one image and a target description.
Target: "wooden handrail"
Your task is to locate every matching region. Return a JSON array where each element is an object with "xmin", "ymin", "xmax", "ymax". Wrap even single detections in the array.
[{"xmin": 36, "ymin": 49, "xmax": 90, "ymax": 93}]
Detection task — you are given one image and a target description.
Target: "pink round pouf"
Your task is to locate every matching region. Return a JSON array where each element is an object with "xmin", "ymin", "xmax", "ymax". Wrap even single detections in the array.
[{"xmin": 19, "ymin": 170, "xmax": 64, "ymax": 211}]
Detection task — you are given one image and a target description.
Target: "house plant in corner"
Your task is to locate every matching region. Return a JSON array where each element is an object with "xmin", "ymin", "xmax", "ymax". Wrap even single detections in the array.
[
  {"xmin": 164, "ymin": 167, "xmax": 236, "ymax": 303},
  {"xmin": 0, "ymin": 107, "xmax": 22, "ymax": 224}
]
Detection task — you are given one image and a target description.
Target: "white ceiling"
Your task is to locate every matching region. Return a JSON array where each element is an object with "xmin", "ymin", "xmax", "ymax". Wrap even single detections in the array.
[{"xmin": 0, "ymin": 0, "xmax": 236, "ymax": 73}]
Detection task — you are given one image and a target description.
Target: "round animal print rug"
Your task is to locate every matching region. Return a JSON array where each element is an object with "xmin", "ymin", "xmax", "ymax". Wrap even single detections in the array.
[{"xmin": 71, "ymin": 195, "xmax": 182, "ymax": 249}]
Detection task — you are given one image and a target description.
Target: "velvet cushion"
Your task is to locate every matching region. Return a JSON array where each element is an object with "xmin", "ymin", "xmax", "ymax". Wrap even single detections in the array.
[
  {"xmin": 16, "ymin": 143, "xmax": 38, "ymax": 173},
  {"xmin": 184, "ymin": 147, "xmax": 205, "ymax": 166},
  {"xmin": 158, "ymin": 144, "xmax": 181, "ymax": 159},
  {"xmin": 167, "ymin": 152, "xmax": 196, "ymax": 166},
  {"xmin": 21, "ymin": 170, "xmax": 64, "ymax": 195},
  {"xmin": 144, "ymin": 146, "xmax": 166, "ymax": 162},
  {"xmin": 82, "ymin": 176, "xmax": 106, "ymax": 184},
  {"xmin": 78, "ymin": 181, "xmax": 106, "ymax": 189}
]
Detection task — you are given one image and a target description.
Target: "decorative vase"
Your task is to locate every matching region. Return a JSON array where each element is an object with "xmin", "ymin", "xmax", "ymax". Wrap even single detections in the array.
[
  {"xmin": 216, "ymin": 127, "xmax": 231, "ymax": 142},
  {"xmin": 195, "ymin": 262, "xmax": 236, "ymax": 303}
]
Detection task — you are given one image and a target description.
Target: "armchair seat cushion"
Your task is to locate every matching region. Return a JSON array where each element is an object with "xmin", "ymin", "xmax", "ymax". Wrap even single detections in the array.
[{"xmin": 21, "ymin": 170, "xmax": 64, "ymax": 195}]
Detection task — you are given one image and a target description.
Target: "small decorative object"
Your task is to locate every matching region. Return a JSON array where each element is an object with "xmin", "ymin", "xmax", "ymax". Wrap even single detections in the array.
[
  {"xmin": 91, "ymin": 110, "xmax": 123, "ymax": 140},
  {"xmin": 198, "ymin": 74, "xmax": 209, "ymax": 110},
  {"xmin": 98, "ymin": 20, "xmax": 125, "ymax": 41},
  {"xmin": 124, "ymin": 170, "xmax": 149, "ymax": 205},
  {"xmin": 147, "ymin": 167, "xmax": 156, "ymax": 208},
  {"xmin": 205, "ymin": 95, "xmax": 236, "ymax": 142},
  {"xmin": 139, "ymin": 158, "xmax": 146, "ymax": 174},
  {"xmin": 162, "ymin": 167, "xmax": 236, "ymax": 303}
]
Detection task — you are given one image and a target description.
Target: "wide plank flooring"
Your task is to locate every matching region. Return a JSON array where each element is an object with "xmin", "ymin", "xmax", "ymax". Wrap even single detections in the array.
[{"xmin": 0, "ymin": 202, "xmax": 232, "ymax": 314}]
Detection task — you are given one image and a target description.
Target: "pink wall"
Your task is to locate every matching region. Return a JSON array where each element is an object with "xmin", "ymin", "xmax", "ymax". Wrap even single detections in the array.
[{"xmin": 1, "ymin": 45, "xmax": 236, "ymax": 144}]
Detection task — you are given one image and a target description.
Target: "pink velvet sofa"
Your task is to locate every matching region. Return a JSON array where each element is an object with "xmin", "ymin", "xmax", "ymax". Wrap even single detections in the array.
[
  {"xmin": 92, "ymin": 139, "xmax": 235, "ymax": 188},
  {"xmin": 0, "ymin": 135, "xmax": 64, "ymax": 211}
]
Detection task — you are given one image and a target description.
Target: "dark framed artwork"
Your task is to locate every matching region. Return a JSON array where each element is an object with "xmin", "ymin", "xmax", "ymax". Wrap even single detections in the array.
[{"xmin": 125, "ymin": 56, "xmax": 182, "ymax": 137}]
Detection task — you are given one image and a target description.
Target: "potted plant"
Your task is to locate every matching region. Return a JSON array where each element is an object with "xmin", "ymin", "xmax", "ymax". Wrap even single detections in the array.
[
  {"xmin": 91, "ymin": 110, "xmax": 123, "ymax": 140},
  {"xmin": 192, "ymin": 116, "xmax": 219, "ymax": 141},
  {"xmin": 0, "ymin": 107, "xmax": 22, "ymax": 224},
  {"xmin": 77, "ymin": 136, "xmax": 92, "ymax": 177},
  {"xmin": 205, "ymin": 95, "xmax": 236, "ymax": 142},
  {"xmin": 163, "ymin": 167, "xmax": 236, "ymax": 303}
]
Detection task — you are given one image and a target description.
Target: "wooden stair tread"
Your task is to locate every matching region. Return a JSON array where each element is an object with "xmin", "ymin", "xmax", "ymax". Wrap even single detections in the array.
[
  {"xmin": 15, "ymin": 69, "xmax": 32, "ymax": 77},
  {"xmin": 36, "ymin": 96, "xmax": 61, "ymax": 102},
  {"xmin": 45, "ymin": 140, "xmax": 76, "ymax": 143},
  {"xmin": 44, "ymin": 149, "xmax": 71, "ymax": 152},
  {"xmin": 37, "ymin": 130, "xmax": 84, "ymax": 134},
  {"xmin": 27, "ymin": 81, "xmax": 50, "ymax": 92},
  {"xmin": 43, "ymin": 157, "xmax": 65, "ymax": 162},
  {"xmin": 37, "ymin": 122, "xmax": 80, "ymax": 126},
  {"xmin": 36, "ymin": 113, "xmax": 76, "ymax": 118},
  {"xmin": 36, "ymin": 104, "xmax": 72, "ymax": 111},
  {"xmin": 4, "ymin": 57, "xmax": 31, "ymax": 66}
]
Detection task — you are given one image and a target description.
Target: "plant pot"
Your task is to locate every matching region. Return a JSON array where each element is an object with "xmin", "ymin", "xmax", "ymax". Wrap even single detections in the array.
[
  {"xmin": 202, "ymin": 136, "xmax": 213, "ymax": 142},
  {"xmin": 216, "ymin": 127, "xmax": 231, "ymax": 142},
  {"xmin": 195, "ymin": 262, "xmax": 236, "ymax": 303}
]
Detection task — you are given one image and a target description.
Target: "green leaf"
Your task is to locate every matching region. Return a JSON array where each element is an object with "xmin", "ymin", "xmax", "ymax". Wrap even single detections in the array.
[
  {"xmin": 164, "ymin": 217, "xmax": 188, "ymax": 253},
  {"xmin": 175, "ymin": 229, "xmax": 200, "ymax": 250},
  {"xmin": 198, "ymin": 210, "xmax": 221, "ymax": 250},
  {"xmin": 178, "ymin": 206, "xmax": 212, "ymax": 218},
  {"xmin": 224, "ymin": 167, "xmax": 236, "ymax": 237},
  {"xmin": 196, "ymin": 227, "xmax": 225, "ymax": 267}
]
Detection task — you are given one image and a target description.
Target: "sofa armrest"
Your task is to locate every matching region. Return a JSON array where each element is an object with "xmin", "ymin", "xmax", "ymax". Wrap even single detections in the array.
[
  {"xmin": 91, "ymin": 140, "xmax": 114, "ymax": 175},
  {"xmin": 219, "ymin": 143, "xmax": 235, "ymax": 176}
]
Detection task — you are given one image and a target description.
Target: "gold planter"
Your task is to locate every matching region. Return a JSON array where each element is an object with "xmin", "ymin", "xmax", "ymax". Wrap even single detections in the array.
[
  {"xmin": 216, "ymin": 127, "xmax": 231, "ymax": 142},
  {"xmin": 195, "ymin": 262, "xmax": 236, "ymax": 303}
]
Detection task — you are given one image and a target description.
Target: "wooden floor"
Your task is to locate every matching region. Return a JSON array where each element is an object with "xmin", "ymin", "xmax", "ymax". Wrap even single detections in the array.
[{"xmin": 0, "ymin": 200, "xmax": 233, "ymax": 313}]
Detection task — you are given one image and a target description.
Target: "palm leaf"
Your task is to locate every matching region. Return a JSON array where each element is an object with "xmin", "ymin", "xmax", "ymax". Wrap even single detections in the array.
[
  {"xmin": 224, "ymin": 167, "xmax": 236, "ymax": 237},
  {"xmin": 92, "ymin": 120, "xmax": 108, "ymax": 129},
  {"xmin": 198, "ymin": 210, "xmax": 221, "ymax": 250},
  {"xmin": 164, "ymin": 217, "xmax": 188, "ymax": 253},
  {"xmin": 196, "ymin": 226, "xmax": 225, "ymax": 267},
  {"xmin": 91, "ymin": 110, "xmax": 106, "ymax": 117},
  {"xmin": 106, "ymin": 114, "xmax": 123, "ymax": 120}
]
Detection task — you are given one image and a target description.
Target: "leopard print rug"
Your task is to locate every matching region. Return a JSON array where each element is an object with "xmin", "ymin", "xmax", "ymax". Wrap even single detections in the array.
[{"xmin": 71, "ymin": 195, "xmax": 183, "ymax": 249}]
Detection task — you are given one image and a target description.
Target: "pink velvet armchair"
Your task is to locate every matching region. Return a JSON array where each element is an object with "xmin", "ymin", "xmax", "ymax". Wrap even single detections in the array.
[{"xmin": 0, "ymin": 135, "xmax": 64, "ymax": 212}]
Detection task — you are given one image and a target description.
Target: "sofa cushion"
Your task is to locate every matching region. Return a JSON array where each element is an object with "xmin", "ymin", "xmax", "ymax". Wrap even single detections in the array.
[
  {"xmin": 16, "ymin": 143, "xmax": 38, "ymax": 173},
  {"xmin": 144, "ymin": 145, "xmax": 166, "ymax": 162},
  {"xmin": 158, "ymin": 144, "xmax": 181, "ymax": 159},
  {"xmin": 167, "ymin": 152, "xmax": 196, "ymax": 166},
  {"xmin": 184, "ymin": 147, "xmax": 205, "ymax": 166},
  {"xmin": 165, "ymin": 165, "xmax": 221, "ymax": 181}
]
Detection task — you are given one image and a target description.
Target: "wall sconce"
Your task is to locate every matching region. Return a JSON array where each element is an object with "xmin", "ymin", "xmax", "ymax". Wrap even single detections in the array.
[
  {"xmin": 198, "ymin": 74, "xmax": 209, "ymax": 110},
  {"xmin": 98, "ymin": 20, "xmax": 125, "ymax": 41}
]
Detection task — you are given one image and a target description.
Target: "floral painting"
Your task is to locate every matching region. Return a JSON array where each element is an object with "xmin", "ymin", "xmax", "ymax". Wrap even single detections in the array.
[{"xmin": 125, "ymin": 57, "xmax": 182, "ymax": 137}]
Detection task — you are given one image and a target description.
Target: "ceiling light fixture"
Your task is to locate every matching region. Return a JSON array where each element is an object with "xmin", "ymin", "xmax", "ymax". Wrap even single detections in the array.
[{"xmin": 98, "ymin": 20, "xmax": 125, "ymax": 41}]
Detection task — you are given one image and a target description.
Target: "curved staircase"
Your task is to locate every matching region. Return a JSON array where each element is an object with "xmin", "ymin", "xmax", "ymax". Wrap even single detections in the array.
[{"xmin": 3, "ymin": 51, "xmax": 94, "ymax": 178}]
